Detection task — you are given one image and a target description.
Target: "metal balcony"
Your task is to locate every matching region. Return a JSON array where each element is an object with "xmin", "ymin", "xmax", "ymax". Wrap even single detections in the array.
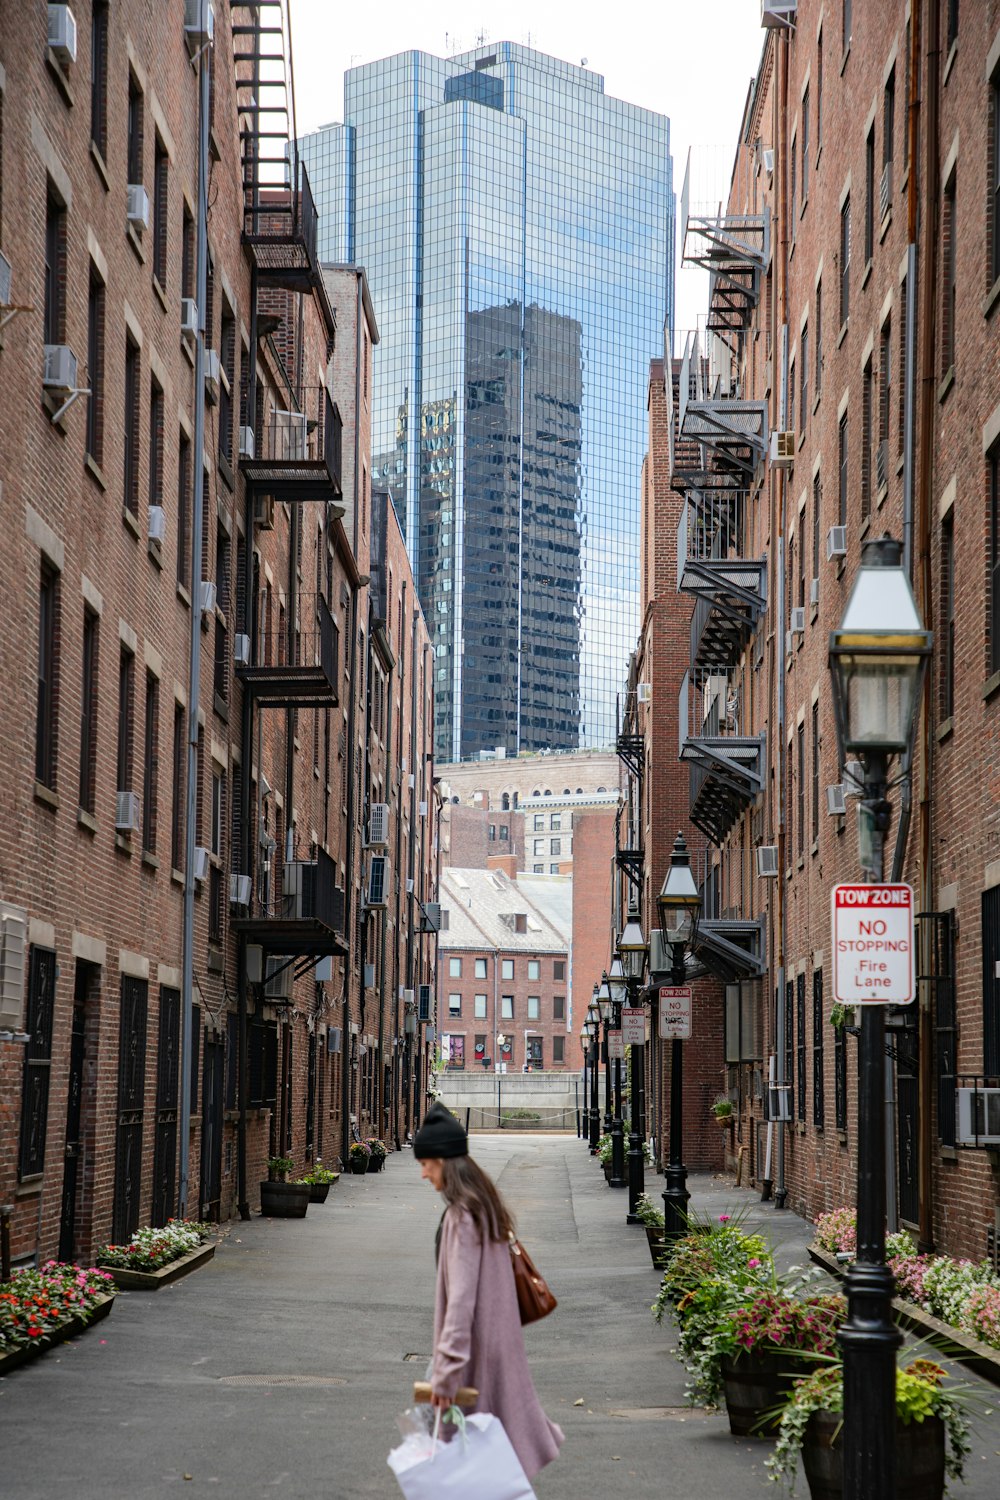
[
  {"xmin": 241, "ymin": 386, "xmax": 343, "ymax": 502},
  {"xmin": 237, "ymin": 594, "xmax": 339, "ymax": 707},
  {"xmin": 677, "ymin": 492, "xmax": 766, "ymax": 669},
  {"xmin": 679, "ymin": 333, "xmax": 767, "ymax": 481},
  {"xmin": 680, "ymin": 151, "xmax": 769, "ymax": 340},
  {"xmin": 233, "ymin": 847, "xmax": 347, "ymax": 961},
  {"xmin": 679, "ymin": 668, "xmax": 764, "ymax": 845}
]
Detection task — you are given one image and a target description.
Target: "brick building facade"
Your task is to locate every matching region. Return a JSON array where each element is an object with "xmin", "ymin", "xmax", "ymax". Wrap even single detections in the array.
[{"xmin": 0, "ymin": 3, "xmax": 434, "ymax": 1269}]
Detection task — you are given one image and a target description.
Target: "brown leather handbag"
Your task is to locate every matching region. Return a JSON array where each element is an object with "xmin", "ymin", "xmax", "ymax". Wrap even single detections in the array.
[{"xmin": 509, "ymin": 1235, "xmax": 557, "ymax": 1324}]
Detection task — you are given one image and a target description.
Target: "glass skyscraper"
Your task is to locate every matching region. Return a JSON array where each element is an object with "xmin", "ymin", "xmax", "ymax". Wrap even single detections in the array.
[{"xmin": 301, "ymin": 43, "xmax": 673, "ymax": 760}]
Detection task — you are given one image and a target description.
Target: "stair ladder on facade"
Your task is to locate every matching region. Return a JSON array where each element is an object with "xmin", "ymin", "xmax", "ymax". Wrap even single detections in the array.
[
  {"xmin": 678, "ymin": 668, "xmax": 764, "ymax": 847},
  {"xmin": 614, "ymin": 687, "xmax": 644, "ymax": 899},
  {"xmin": 677, "ymin": 490, "xmax": 766, "ymax": 669},
  {"xmin": 680, "ymin": 149, "xmax": 769, "ymax": 343},
  {"xmin": 677, "ymin": 331, "xmax": 768, "ymax": 487}
]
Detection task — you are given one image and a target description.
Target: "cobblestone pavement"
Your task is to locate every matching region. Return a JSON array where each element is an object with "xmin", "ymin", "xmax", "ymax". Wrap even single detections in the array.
[{"xmin": 2, "ymin": 1135, "xmax": 998, "ymax": 1498}]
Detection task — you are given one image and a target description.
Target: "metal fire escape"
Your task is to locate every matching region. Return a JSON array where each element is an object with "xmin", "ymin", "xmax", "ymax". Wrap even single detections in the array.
[
  {"xmin": 615, "ymin": 683, "xmax": 644, "ymax": 900},
  {"xmin": 679, "ymin": 669, "xmax": 764, "ymax": 849},
  {"xmin": 679, "ymin": 149, "xmax": 769, "ymax": 348},
  {"xmin": 677, "ymin": 489, "xmax": 767, "ymax": 669}
]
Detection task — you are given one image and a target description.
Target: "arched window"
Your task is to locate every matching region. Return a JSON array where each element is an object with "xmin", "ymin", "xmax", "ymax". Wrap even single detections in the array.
[
  {"xmin": 576, "ymin": 787, "xmax": 583, "ymax": 794},
  {"xmin": 532, "ymin": 789, "xmax": 540, "ymax": 798},
  {"xmin": 501, "ymin": 792, "xmax": 510, "ymax": 810},
  {"xmin": 596, "ymin": 786, "xmax": 607, "ymax": 793},
  {"xmin": 563, "ymin": 788, "xmax": 571, "ymax": 795},
  {"xmin": 512, "ymin": 792, "xmax": 519, "ymax": 808},
  {"xmin": 543, "ymin": 789, "xmax": 551, "ymax": 797}
]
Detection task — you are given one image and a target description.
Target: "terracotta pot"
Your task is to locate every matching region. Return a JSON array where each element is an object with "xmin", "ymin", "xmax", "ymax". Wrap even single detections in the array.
[
  {"xmin": 720, "ymin": 1348, "xmax": 799, "ymax": 1437},
  {"xmin": 801, "ymin": 1410, "xmax": 944, "ymax": 1500}
]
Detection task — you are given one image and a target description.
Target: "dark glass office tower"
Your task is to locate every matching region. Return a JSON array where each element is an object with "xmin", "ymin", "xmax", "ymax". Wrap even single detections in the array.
[{"xmin": 301, "ymin": 44, "xmax": 673, "ymax": 760}]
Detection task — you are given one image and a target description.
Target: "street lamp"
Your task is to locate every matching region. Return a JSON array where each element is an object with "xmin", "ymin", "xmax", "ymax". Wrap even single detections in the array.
[
  {"xmin": 606, "ymin": 956, "xmax": 628, "ymax": 1189},
  {"xmin": 495, "ymin": 1032, "xmax": 508, "ymax": 1128},
  {"xmin": 828, "ymin": 533, "xmax": 931, "ymax": 1500},
  {"xmin": 586, "ymin": 990, "xmax": 602, "ymax": 1151},
  {"xmin": 656, "ymin": 831, "xmax": 701, "ymax": 1240},
  {"xmin": 617, "ymin": 907, "xmax": 648, "ymax": 1223},
  {"xmin": 598, "ymin": 974, "xmax": 614, "ymax": 1141}
]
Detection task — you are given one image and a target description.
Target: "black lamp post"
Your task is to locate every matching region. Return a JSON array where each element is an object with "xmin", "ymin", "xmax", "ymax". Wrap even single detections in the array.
[
  {"xmin": 605, "ymin": 958, "xmax": 628, "ymax": 1188},
  {"xmin": 598, "ymin": 974, "xmax": 614, "ymax": 1138},
  {"xmin": 657, "ymin": 832, "xmax": 701, "ymax": 1241},
  {"xmin": 828, "ymin": 533, "xmax": 931, "ymax": 1500},
  {"xmin": 586, "ymin": 993, "xmax": 601, "ymax": 1152},
  {"xmin": 618, "ymin": 907, "xmax": 649, "ymax": 1223}
]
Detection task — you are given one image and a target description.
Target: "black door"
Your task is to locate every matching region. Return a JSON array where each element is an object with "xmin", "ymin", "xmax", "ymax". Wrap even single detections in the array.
[
  {"xmin": 113, "ymin": 977, "xmax": 148, "ymax": 1244},
  {"xmin": 896, "ymin": 1017, "xmax": 919, "ymax": 1225},
  {"xmin": 200, "ymin": 1035, "xmax": 224, "ymax": 1219},
  {"xmin": 58, "ymin": 966, "xmax": 89, "ymax": 1262},
  {"xmin": 151, "ymin": 988, "xmax": 180, "ymax": 1227}
]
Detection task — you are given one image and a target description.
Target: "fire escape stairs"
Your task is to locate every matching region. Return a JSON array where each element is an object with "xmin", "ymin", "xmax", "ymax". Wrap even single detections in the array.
[
  {"xmin": 680, "ymin": 150, "xmax": 769, "ymax": 345},
  {"xmin": 692, "ymin": 915, "xmax": 766, "ymax": 983},
  {"xmin": 679, "ymin": 669, "xmax": 764, "ymax": 847},
  {"xmin": 677, "ymin": 493, "xmax": 767, "ymax": 670}
]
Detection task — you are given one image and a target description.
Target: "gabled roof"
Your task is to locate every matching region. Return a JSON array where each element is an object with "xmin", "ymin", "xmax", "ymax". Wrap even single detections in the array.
[{"xmin": 438, "ymin": 867, "xmax": 570, "ymax": 953}]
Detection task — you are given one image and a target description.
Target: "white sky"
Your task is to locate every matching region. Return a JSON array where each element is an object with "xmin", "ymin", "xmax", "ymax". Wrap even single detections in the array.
[{"xmin": 287, "ymin": 0, "xmax": 766, "ymax": 330}]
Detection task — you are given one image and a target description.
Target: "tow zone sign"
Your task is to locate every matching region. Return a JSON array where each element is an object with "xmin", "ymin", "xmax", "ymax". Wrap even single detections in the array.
[{"xmin": 831, "ymin": 883, "xmax": 915, "ymax": 1005}]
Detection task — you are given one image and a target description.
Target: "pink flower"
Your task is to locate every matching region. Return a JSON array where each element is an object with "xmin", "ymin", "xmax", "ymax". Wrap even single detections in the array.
[
  {"xmin": 748, "ymin": 1257, "xmax": 760, "ymax": 1268},
  {"xmin": 719, "ymin": 1214, "xmax": 731, "ymax": 1223}
]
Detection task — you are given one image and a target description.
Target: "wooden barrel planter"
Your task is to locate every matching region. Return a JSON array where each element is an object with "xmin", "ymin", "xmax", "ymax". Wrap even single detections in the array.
[
  {"xmin": 801, "ymin": 1411, "xmax": 945, "ymax": 1500},
  {"xmin": 720, "ymin": 1349, "xmax": 799, "ymax": 1437},
  {"xmin": 308, "ymin": 1182, "xmax": 331, "ymax": 1203},
  {"xmin": 259, "ymin": 1181, "xmax": 310, "ymax": 1218},
  {"xmin": 645, "ymin": 1225, "xmax": 669, "ymax": 1268}
]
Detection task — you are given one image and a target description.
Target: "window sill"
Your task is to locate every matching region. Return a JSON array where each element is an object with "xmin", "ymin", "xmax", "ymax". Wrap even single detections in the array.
[
  {"xmin": 115, "ymin": 833, "xmax": 135, "ymax": 856},
  {"xmin": 880, "ymin": 206, "xmax": 893, "ymax": 243},
  {"xmin": 837, "ymin": 318, "xmax": 849, "ymax": 348},
  {"xmin": 171, "ymin": 867, "xmax": 186, "ymax": 888},
  {"xmin": 836, "ymin": 555, "xmax": 846, "ymax": 581},
  {"xmin": 983, "ymin": 276, "xmax": 1000, "ymax": 321},
  {"xmin": 943, "ymin": 38, "xmax": 958, "ymax": 88},
  {"xmin": 218, "ymin": 452, "xmax": 235, "ymax": 491},
  {"xmin": 876, "ymin": 482, "xmax": 888, "ymax": 510},
  {"xmin": 34, "ymin": 781, "xmax": 59, "ymax": 812},
  {"xmin": 214, "ymin": 692, "xmax": 229, "ymax": 723},
  {"xmin": 861, "ymin": 257, "xmax": 873, "ymax": 291},
  {"xmin": 177, "ymin": 581, "xmax": 191, "ymax": 610},
  {"xmin": 936, "ymin": 716, "xmax": 954, "ymax": 745},
  {"xmin": 983, "ymin": 669, "xmax": 1000, "ymax": 703},
  {"xmin": 141, "ymin": 850, "xmax": 160, "ymax": 871},
  {"xmin": 840, "ymin": 44, "xmax": 851, "ymax": 77},
  {"xmin": 208, "ymin": 946, "xmax": 225, "ymax": 974},
  {"xmin": 800, "ymin": 195, "xmax": 809, "ymax": 220},
  {"xmin": 148, "ymin": 537, "xmax": 163, "ymax": 570},
  {"xmin": 860, "ymin": 513, "xmax": 872, "ymax": 541},
  {"xmin": 46, "ymin": 49, "xmax": 74, "ymax": 107},
  {"xmin": 939, "ymin": 1145, "xmax": 959, "ymax": 1163},
  {"xmin": 938, "ymin": 366, "xmax": 955, "ymax": 405},
  {"xmin": 837, "ymin": 1129, "xmax": 848, "ymax": 1146},
  {"xmin": 815, "ymin": 143, "xmax": 823, "ymax": 173},
  {"xmin": 126, "ymin": 222, "xmax": 146, "ymax": 265},
  {"xmin": 90, "ymin": 141, "xmax": 111, "ymax": 192},
  {"xmin": 152, "ymin": 274, "xmax": 169, "ymax": 314},
  {"xmin": 84, "ymin": 453, "xmax": 107, "ymax": 491},
  {"xmin": 813, "ymin": 391, "xmax": 822, "ymax": 416},
  {"xmin": 811, "ymin": 838, "xmax": 820, "ymax": 859},
  {"xmin": 123, "ymin": 506, "xmax": 141, "ymax": 541},
  {"xmin": 181, "ymin": 335, "xmax": 195, "ymax": 368},
  {"xmin": 896, "ymin": 452, "xmax": 905, "ymax": 478},
  {"xmin": 798, "ymin": 428, "xmax": 807, "ymax": 451},
  {"xmin": 77, "ymin": 807, "xmax": 97, "ymax": 834},
  {"xmin": 15, "ymin": 1177, "xmax": 44, "ymax": 1199}
]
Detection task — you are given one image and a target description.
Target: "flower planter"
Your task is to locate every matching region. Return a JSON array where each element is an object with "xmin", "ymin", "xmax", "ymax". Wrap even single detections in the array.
[
  {"xmin": 349, "ymin": 1157, "xmax": 369, "ymax": 1175},
  {"xmin": 308, "ymin": 1182, "xmax": 331, "ymax": 1203},
  {"xmin": 713, "ymin": 1114, "xmax": 732, "ymax": 1129},
  {"xmin": 0, "ymin": 1293, "xmax": 115, "ymax": 1377},
  {"xmin": 801, "ymin": 1410, "xmax": 945, "ymax": 1500},
  {"xmin": 259, "ymin": 1181, "xmax": 310, "ymax": 1217},
  {"xmin": 602, "ymin": 1161, "xmax": 613, "ymax": 1183},
  {"xmin": 644, "ymin": 1225, "xmax": 669, "ymax": 1268},
  {"xmin": 720, "ymin": 1348, "xmax": 799, "ymax": 1437},
  {"xmin": 100, "ymin": 1240, "xmax": 215, "ymax": 1290},
  {"xmin": 366, "ymin": 1154, "xmax": 384, "ymax": 1173}
]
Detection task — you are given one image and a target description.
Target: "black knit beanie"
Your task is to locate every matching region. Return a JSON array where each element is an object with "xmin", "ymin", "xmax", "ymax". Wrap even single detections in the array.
[{"xmin": 413, "ymin": 1101, "xmax": 468, "ymax": 1159}]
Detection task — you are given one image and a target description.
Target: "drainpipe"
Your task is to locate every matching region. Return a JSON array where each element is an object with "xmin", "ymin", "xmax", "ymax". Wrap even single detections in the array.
[{"xmin": 178, "ymin": 38, "xmax": 211, "ymax": 1220}]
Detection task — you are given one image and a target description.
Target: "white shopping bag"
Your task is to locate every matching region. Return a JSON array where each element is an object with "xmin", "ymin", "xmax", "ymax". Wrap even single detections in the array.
[{"xmin": 387, "ymin": 1411, "xmax": 537, "ymax": 1500}]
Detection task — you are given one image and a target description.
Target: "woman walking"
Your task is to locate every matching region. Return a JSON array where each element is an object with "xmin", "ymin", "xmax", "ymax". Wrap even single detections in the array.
[{"xmin": 414, "ymin": 1103, "xmax": 564, "ymax": 1481}]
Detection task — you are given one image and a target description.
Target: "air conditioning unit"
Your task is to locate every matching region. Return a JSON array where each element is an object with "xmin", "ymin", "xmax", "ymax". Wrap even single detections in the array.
[
  {"xmin": 809, "ymin": 577, "xmax": 819, "ymax": 608},
  {"xmin": 199, "ymin": 580, "xmax": 217, "ymax": 615},
  {"xmin": 408, "ymin": 773, "xmax": 415, "ymax": 790},
  {"xmin": 204, "ymin": 350, "xmax": 220, "ymax": 405},
  {"xmin": 363, "ymin": 963, "xmax": 376, "ymax": 990},
  {"xmin": 762, "ymin": 148, "xmax": 775, "ymax": 177},
  {"xmin": 366, "ymin": 803, "xmax": 389, "ymax": 847},
  {"xmin": 264, "ymin": 954, "xmax": 291, "ymax": 1001},
  {"xmin": 194, "ymin": 846, "xmax": 210, "ymax": 881},
  {"xmin": 0, "ymin": 904, "xmax": 28, "ymax": 1031},
  {"xmin": 229, "ymin": 873, "xmax": 251, "ymax": 907},
  {"xmin": 367, "ymin": 855, "xmax": 388, "ymax": 908},
  {"xmin": 127, "ymin": 184, "xmax": 149, "ymax": 230},
  {"xmin": 756, "ymin": 845, "xmax": 780, "ymax": 878},
  {"xmin": 957, "ymin": 1087, "xmax": 1000, "ymax": 1146},
  {"xmin": 326, "ymin": 1026, "xmax": 342, "ymax": 1054},
  {"xmin": 273, "ymin": 409, "xmax": 308, "ymax": 461},
  {"xmin": 234, "ymin": 633, "xmax": 250, "ymax": 666},
  {"xmin": 115, "ymin": 790, "xmax": 140, "ymax": 832},
  {"xmin": 47, "ymin": 5, "xmax": 78, "ymax": 64},
  {"xmin": 253, "ymin": 494, "xmax": 275, "ymax": 530},
  {"xmin": 181, "ymin": 298, "xmax": 199, "ymax": 338},
  {"xmin": 148, "ymin": 505, "xmax": 166, "ymax": 543},
  {"xmin": 0, "ymin": 250, "xmax": 11, "ymax": 307},
  {"xmin": 43, "ymin": 344, "xmax": 78, "ymax": 392},
  {"xmin": 239, "ymin": 425, "xmax": 254, "ymax": 459},
  {"xmin": 827, "ymin": 784, "xmax": 848, "ymax": 816},
  {"xmin": 770, "ymin": 430, "xmax": 796, "ymax": 467},
  {"xmin": 827, "ymin": 524, "xmax": 847, "ymax": 560},
  {"xmin": 404, "ymin": 988, "xmax": 415, "ymax": 1008},
  {"xmin": 784, "ymin": 629, "xmax": 795, "ymax": 656},
  {"xmin": 636, "ymin": 682, "xmax": 652, "ymax": 703},
  {"xmin": 761, "ymin": 0, "xmax": 798, "ymax": 27},
  {"xmin": 419, "ymin": 800, "xmax": 428, "ymax": 817},
  {"xmin": 418, "ymin": 983, "xmax": 432, "ymax": 1021},
  {"xmin": 843, "ymin": 759, "xmax": 864, "ymax": 797},
  {"xmin": 790, "ymin": 606, "xmax": 805, "ymax": 634},
  {"xmin": 184, "ymin": 0, "xmax": 215, "ymax": 54}
]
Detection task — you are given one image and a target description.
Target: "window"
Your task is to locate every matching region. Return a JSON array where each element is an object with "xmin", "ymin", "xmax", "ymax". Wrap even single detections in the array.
[
  {"xmin": 90, "ymin": 2, "xmax": 109, "ymax": 158},
  {"xmin": 501, "ymin": 959, "xmax": 514, "ymax": 980},
  {"xmin": 801, "ymin": 87, "xmax": 810, "ymax": 202},
  {"xmin": 550, "ymin": 838, "xmax": 561, "ymax": 856},
  {"xmin": 940, "ymin": 512, "xmax": 955, "ymax": 721},
  {"xmin": 501, "ymin": 995, "xmax": 514, "ymax": 1020},
  {"xmin": 533, "ymin": 864, "xmax": 543, "ymax": 874},
  {"xmin": 797, "ymin": 722, "xmax": 805, "ymax": 858},
  {"xmin": 840, "ymin": 196, "xmax": 851, "ymax": 326},
  {"xmin": 527, "ymin": 996, "xmax": 540, "ymax": 1020},
  {"xmin": 142, "ymin": 672, "xmax": 159, "ymax": 854},
  {"xmin": 127, "ymin": 73, "xmax": 143, "ymax": 194},
  {"xmin": 883, "ymin": 67, "xmax": 895, "ymax": 185},
  {"xmin": 533, "ymin": 838, "xmax": 544, "ymax": 856},
  {"xmin": 182, "ymin": 204, "xmax": 195, "ymax": 302},
  {"xmin": 177, "ymin": 432, "xmax": 191, "ymax": 590},
  {"xmin": 990, "ymin": 451, "xmax": 1000, "ymax": 675},
  {"xmin": 812, "ymin": 471, "xmax": 822, "ymax": 585},
  {"xmin": 898, "ymin": 277, "xmax": 908, "ymax": 453},
  {"xmin": 499, "ymin": 824, "xmax": 508, "ymax": 839},
  {"xmin": 799, "ymin": 323, "xmax": 809, "ymax": 432},
  {"xmin": 153, "ymin": 137, "xmax": 168, "ymax": 286},
  {"xmin": 526, "ymin": 1037, "xmax": 543, "ymax": 1068},
  {"xmin": 864, "ymin": 127, "xmax": 875, "ymax": 265},
  {"xmin": 903, "ymin": 20, "xmax": 911, "ymax": 172},
  {"xmin": 992, "ymin": 75, "xmax": 1000, "ymax": 285},
  {"xmin": 834, "ymin": 1022, "xmax": 848, "ymax": 1132},
  {"xmin": 448, "ymin": 994, "xmax": 461, "ymax": 1017},
  {"xmin": 86, "ymin": 270, "xmax": 105, "ymax": 464},
  {"xmin": 946, "ymin": 0, "xmax": 959, "ymax": 52},
  {"xmin": 117, "ymin": 648, "xmax": 135, "ymax": 796},
  {"xmin": 942, "ymin": 172, "xmax": 957, "ymax": 376},
  {"xmin": 879, "ymin": 318, "xmax": 892, "ymax": 488},
  {"xmin": 79, "ymin": 609, "xmax": 98, "ymax": 814},
  {"xmin": 35, "ymin": 565, "xmax": 59, "ymax": 789},
  {"xmin": 554, "ymin": 959, "xmax": 565, "ymax": 981},
  {"xmin": 861, "ymin": 357, "xmax": 873, "ymax": 519},
  {"xmin": 984, "ymin": 887, "xmax": 1000, "ymax": 1075},
  {"xmin": 552, "ymin": 1036, "xmax": 565, "ymax": 1064},
  {"xmin": 842, "ymin": 0, "xmax": 852, "ymax": 56},
  {"xmin": 211, "ymin": 768, "xmax": 224, "ymax": 857},
  {"xmin": 219, "ymin": 308, "xmax": 235, "ymax": 466},
  {"xmin": 124, "ymin": 337, "xmax": 140, "ymax": 517},
  {"xmin": 797, "ymin": 973, "xmax": 807, "ymax": 1121},
  {"xmin": 171, "ymin": 704, "xmax": 185, "ymax": 870},
  {"xmin": 930, "ymin": 912, "xmax": 956, "ymax": 1145},
  {"xmin": 44, "ymin": 191, "xmax": 65, "ymax": 346},
  {"xmin": 838, "ymin": 411, "xmax": 848, "ymax": 526},
  {"xmin": 811, "ymin": 700, "xmax": 820, "ymax": 844},
  {"xmin": 488, "ymin": 824, "xmax": 496, "ymax": 841},
  {"xmin": 812, "ymin": 969, "xmax": 825, "ymax": 1128},
  {"xmin": 449, "ymin": 956, "xmax": 462, "ymax": 978},
  {"xmin": 790, "ymin": 138, "xmax": 797, "ymax": 239},
  {"xmin": 816, "ymin": 28, "xmax": 823, "ymax": 151},
  {"xmin": 149, "ymin": 379, "xmax": 164, "ymax": 518},
  {"xmin": 553, "ymin": 995, "xmax": 565, "ymax": 1020},
  {"xmin": 474, "ymin": 994, "xmax": 487, "ymax": 1019},
  {"xmin": 550, "ymin": 813, "xmax": 561, "ymax": 831},
  {"xmin": 815, "ymin": 280, "xmax": 822, "ymax": 398},
  {"xmin": 549, "ymin": 863, "xmax": 560, "ymax": 874},
  {"xmin": 533, "ymin": 813, "xmax": 544, "ymax": 830},
  {"xmin": 528, "ymin": 959, "xmax": 540, "ymax": 980},
  {"xmin": 475, "ymin": 957, "xmax": 487, "ymax": 979},
  {"xmin": 18, "ymin": 948, "xmax": 56, "ymax": 1179},
  {"xmin": 474, "ymin": 1034, "xmax": 487, "ymax": 1064}
]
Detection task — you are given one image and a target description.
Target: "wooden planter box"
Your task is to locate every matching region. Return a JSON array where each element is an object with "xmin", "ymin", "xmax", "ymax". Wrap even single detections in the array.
[
  {"xmin": 802, "ymin": 1409, "xmax": 944, "ymax": 1500},
  {"xmin": 720, "ymin": 1348, "xmax": 799, "ymax": 1437},
  {"xmin": 0, "ymin": 1293, "xmax": 115, "ymax": 1377},
  {"xmin": 99, "ymin": 1241, "xmax": 215, "ymax": 1291}
]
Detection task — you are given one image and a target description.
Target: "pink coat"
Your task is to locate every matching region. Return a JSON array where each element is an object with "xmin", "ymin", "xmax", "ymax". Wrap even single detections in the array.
[{"xmin": 431, "ymin": 1203, "xmax": 564, "ymax": 1480}]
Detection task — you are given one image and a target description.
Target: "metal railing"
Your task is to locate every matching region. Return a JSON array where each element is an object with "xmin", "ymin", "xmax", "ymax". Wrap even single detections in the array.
[{"xmin": 253, "ymin": 592, "xmax": 338, "ymax": 682}]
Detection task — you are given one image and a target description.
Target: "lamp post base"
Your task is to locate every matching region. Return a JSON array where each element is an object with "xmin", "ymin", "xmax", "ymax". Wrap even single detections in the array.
[
  {"xmin": 588, "ymin": 1106, "xmax": 601, "ymax": 1153},
  {"xmin": 626, "ymin": 1130, "xmax": 645, "ymax": 1221},
  {"xmin": 609, "ymin": 1114, "xmax": 626, "ymax": 1188},
  {"xmin": 662, "ymin": 1162, "xmax": 689, "ymax": 1241}
]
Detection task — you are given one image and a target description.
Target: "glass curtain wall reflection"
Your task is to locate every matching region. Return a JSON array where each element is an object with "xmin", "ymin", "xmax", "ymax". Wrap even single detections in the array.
[{"xmin": 301, "ymin": 44, "xmax": 673, "ymax": 759}]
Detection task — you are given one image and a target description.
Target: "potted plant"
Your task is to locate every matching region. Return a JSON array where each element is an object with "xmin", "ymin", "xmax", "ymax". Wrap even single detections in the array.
[
  {"xmin": 766, "ymin": 1356, "xmax": 971, "ymax": 1499},
  {"xmin": 366, "ymin": 1138, "xmax": 388, "ymax": 1172},
  {"xmin": 634, "ymin": 1192, "xmax": 669, "ymax": 1268},
  {"xmin": 348, "ymin": 1141, "xmax": 371, "ymax": 1175},
  {"xmin": 711, "ymin": 1095, "xmax": 734, "ymax": 1128},
  {"xmin": 260, "ymin": 1155, "xmax": 310, "ymax": 1218},
  {"xmin": 296, "ymin": 1160, "xmax": 340, "ymax": 1203}
]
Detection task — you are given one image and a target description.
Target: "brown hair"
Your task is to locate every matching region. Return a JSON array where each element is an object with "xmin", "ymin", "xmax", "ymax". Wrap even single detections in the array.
[{"xmin": 441, "ymin": 1156, "xmax": 515, "ymax": 1244}]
